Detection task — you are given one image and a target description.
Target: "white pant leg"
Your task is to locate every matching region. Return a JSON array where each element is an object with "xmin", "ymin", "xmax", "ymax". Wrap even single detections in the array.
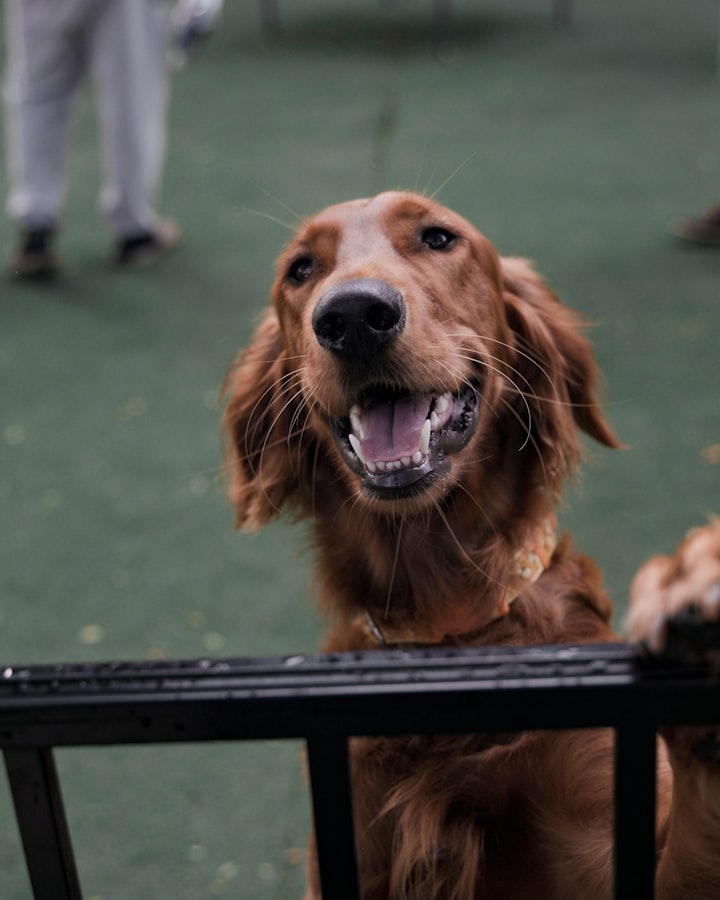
[
  {"xmin": 89, "ymin": 0, "xmax": 172, "ymax": 238},
  {"xmin": 2, "ymin": 0, "xmax": 88, "ymax": 229}
]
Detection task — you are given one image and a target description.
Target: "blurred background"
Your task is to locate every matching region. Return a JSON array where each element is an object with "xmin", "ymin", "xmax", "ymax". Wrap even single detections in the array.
[{"xmin": 1, "ymin": 1, "xmax": 719, "ymax": 896}]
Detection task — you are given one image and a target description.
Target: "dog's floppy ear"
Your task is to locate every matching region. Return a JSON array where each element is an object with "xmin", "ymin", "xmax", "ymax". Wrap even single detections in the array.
[
  {"xmin": 500, "ymin": 257, "xmax": 621, "ymax": 485},
  {"xmin": 222, "ymin": 309, "xmax": 304, "ymax": 531}
]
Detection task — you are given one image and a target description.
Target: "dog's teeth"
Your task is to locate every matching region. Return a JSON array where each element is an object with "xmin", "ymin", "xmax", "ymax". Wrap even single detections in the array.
[
  {"xmin": 420, "ymin": 418, "xmax": 431, "ymax": 456},
  {"xmin": 365, "ymin": 452, "xmax": 424, "ymax": 476},
  {"xmin": 430, "ymin": 393, "xmax": 453, "ymax": 431},
  {"xmin": 349, "ymin": 406, "xmax": 366, "ymax": 440},
  {"xmin": 348, "ymin": 433, "xmax": 366, "ymax": 464}
]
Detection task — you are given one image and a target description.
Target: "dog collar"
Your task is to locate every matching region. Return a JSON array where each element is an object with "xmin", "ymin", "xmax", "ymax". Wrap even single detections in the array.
[{"xmin": 361, "ymin": 515, "xmax": 558, "ymax": 647}]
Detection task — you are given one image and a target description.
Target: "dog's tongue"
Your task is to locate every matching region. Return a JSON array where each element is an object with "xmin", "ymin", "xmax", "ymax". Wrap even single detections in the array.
[{"xmin": 355, "ymin": 395, "xmax": 432, "ymax": 463}]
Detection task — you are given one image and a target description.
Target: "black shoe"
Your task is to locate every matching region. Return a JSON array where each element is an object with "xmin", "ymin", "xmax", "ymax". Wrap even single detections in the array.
[
  {"xmin": 114, "ymin": 220, "xmax": 180, "ymax": 266},
  {"xmin": 672, "ymin": 205, "xmax": 720, "ymax": 246},
  {"xmin": 8, "ymin": 228, "xmax": 61, "ymax": 277}
]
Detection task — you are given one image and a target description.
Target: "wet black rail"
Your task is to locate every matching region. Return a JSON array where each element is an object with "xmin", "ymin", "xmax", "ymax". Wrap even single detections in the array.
[{"xmin": 1, "ymin": 642, "xmax": 719, "ymax": 900}]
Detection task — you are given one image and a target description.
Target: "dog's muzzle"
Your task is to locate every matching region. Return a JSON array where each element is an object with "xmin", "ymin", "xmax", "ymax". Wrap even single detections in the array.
[{"xmin": 332, "ymin": 383, "xmax": 480, "ymax": 499}]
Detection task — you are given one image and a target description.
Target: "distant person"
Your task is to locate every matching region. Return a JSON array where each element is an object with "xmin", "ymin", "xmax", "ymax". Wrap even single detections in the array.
[
  {"xmin": 2, "ymin": 0, "xmax": 222, "ymax": 277},
  {"xmin": 673, "ymin": 205, "xmax": 720, "ymax": 246}
]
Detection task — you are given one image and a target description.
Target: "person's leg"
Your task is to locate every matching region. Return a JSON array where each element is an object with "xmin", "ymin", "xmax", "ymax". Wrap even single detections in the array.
[
  {"xmin": 3, "ymin": 0, "xmax": 86, "ymax": 273},
  {"xmin": 3, "ymin": 0, "xmax": 87, "ymax": 228},
  {"xmin": 89, "ymin": 0, "xmax": 178, "ymax": 258}
]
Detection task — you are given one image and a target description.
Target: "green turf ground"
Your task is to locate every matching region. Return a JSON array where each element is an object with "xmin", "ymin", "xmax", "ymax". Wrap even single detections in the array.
[{"xmin": 1, "ymin": 1, "xmax": 719, "ymax": 896}]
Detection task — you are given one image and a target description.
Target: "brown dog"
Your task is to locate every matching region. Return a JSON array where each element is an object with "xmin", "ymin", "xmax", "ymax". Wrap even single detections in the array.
[{"xmin": 223, "ymin": 191, "xmax": 720, "ymax": 899}]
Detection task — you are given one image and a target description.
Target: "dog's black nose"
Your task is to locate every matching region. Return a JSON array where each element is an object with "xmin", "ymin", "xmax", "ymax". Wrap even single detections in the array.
[{"xmin": 312, "ymin": 278, "xmax": 405, "ymax": 362}]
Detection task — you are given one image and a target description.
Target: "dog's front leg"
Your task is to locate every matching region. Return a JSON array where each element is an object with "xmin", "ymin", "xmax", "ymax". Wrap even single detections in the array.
[{"xmin": 628, "ymin": 521, "xmax": 720, "ymax": 898}]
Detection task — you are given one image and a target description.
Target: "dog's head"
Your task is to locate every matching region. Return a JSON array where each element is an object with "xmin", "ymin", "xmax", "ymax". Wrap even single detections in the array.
[{"xmin": 224, "ymin": 191, "xmax": 619, "ymax": 530}]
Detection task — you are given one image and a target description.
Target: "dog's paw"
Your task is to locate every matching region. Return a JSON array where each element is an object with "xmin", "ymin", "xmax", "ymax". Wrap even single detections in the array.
[{"xmin": 627, "ymin": 520, "xmax": 720, "ymax": 663}]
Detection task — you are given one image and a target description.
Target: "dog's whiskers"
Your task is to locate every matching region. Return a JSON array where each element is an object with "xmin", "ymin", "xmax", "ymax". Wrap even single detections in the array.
[
  {"xmin": 427, "ymin": 151, "xmax": 478, "ymax": 201},
  {"xmin": 431, "ymin": 499, "xmax": 497, "ymax": 583},
  {"xmin": 452, "ymin": 352, "xmax": 535, "ymax": 448},
  {"xmin": 246, "ymin": 182, "xmax": 304, "ymax": 230},
  {"xmin": 384, "ymin": 518, "xmax": 405, "ymax": 620},
  {"xmin": 241, "ymin": 373, "xmax": 298, "ymax": 475},
  {"xmin": 450, "ymin": 479, "xmax": 499, "ymax": 536},
  {"xmin": 248, "ymin": 374, "xmax": 308, "ymax": 509},
  {"xmin": 443, "ymin": 332, "xmax": 566, "ymax": 400},
  {"xmin": 432, "ymin": 345, "xmax": 553, "ymax": 489}
]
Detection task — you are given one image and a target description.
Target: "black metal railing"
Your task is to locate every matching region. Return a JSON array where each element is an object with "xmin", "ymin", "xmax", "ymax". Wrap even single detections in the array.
[{"xmin": 1, "ymin": 641, "xmax": 719, "ymax": 900}]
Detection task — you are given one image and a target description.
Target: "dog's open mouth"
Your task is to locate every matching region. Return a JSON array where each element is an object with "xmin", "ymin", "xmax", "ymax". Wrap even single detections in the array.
[{"xmin": 332, "ymin": 383, "xmax": 480, "ymax": 497}]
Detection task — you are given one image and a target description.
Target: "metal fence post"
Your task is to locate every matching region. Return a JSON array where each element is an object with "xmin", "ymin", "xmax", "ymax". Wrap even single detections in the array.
[
  {"xmin": 306, "ymin": 736, "xmax": 361, "ymax": 900},
  {"xmin": 613, "ymin": 724, "xmax": 658, "ymax": 899},
  {"xmin": 4, "ymin": 748, "xmax": 82, "ymax": 900}
]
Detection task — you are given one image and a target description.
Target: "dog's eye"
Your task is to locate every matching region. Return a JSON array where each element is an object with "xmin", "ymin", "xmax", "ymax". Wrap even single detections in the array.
[
  {"xmin": 286, "ymin": 257, "xmax": 314, "ymax": 284},
  {"xmin": 421, "ymin": 227, "xmax": 457, "ymax": 251}
]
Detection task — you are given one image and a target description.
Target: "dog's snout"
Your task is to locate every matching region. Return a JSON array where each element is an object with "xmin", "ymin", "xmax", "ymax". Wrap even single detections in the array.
[{"xmin": 312, "ymin": 278, "xmax": 405, "ymax": 362}]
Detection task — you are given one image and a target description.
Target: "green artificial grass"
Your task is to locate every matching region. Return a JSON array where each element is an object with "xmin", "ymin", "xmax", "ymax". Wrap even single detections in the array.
[{"xmin": 1, "ymin": 0, "xmax": 719, "ymax": 896}]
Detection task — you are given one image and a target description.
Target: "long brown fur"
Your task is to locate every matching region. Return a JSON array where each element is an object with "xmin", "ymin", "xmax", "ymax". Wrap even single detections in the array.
[{"xmin": 223, "ymin": 191, "xmax": 720, "ymax": 899}]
